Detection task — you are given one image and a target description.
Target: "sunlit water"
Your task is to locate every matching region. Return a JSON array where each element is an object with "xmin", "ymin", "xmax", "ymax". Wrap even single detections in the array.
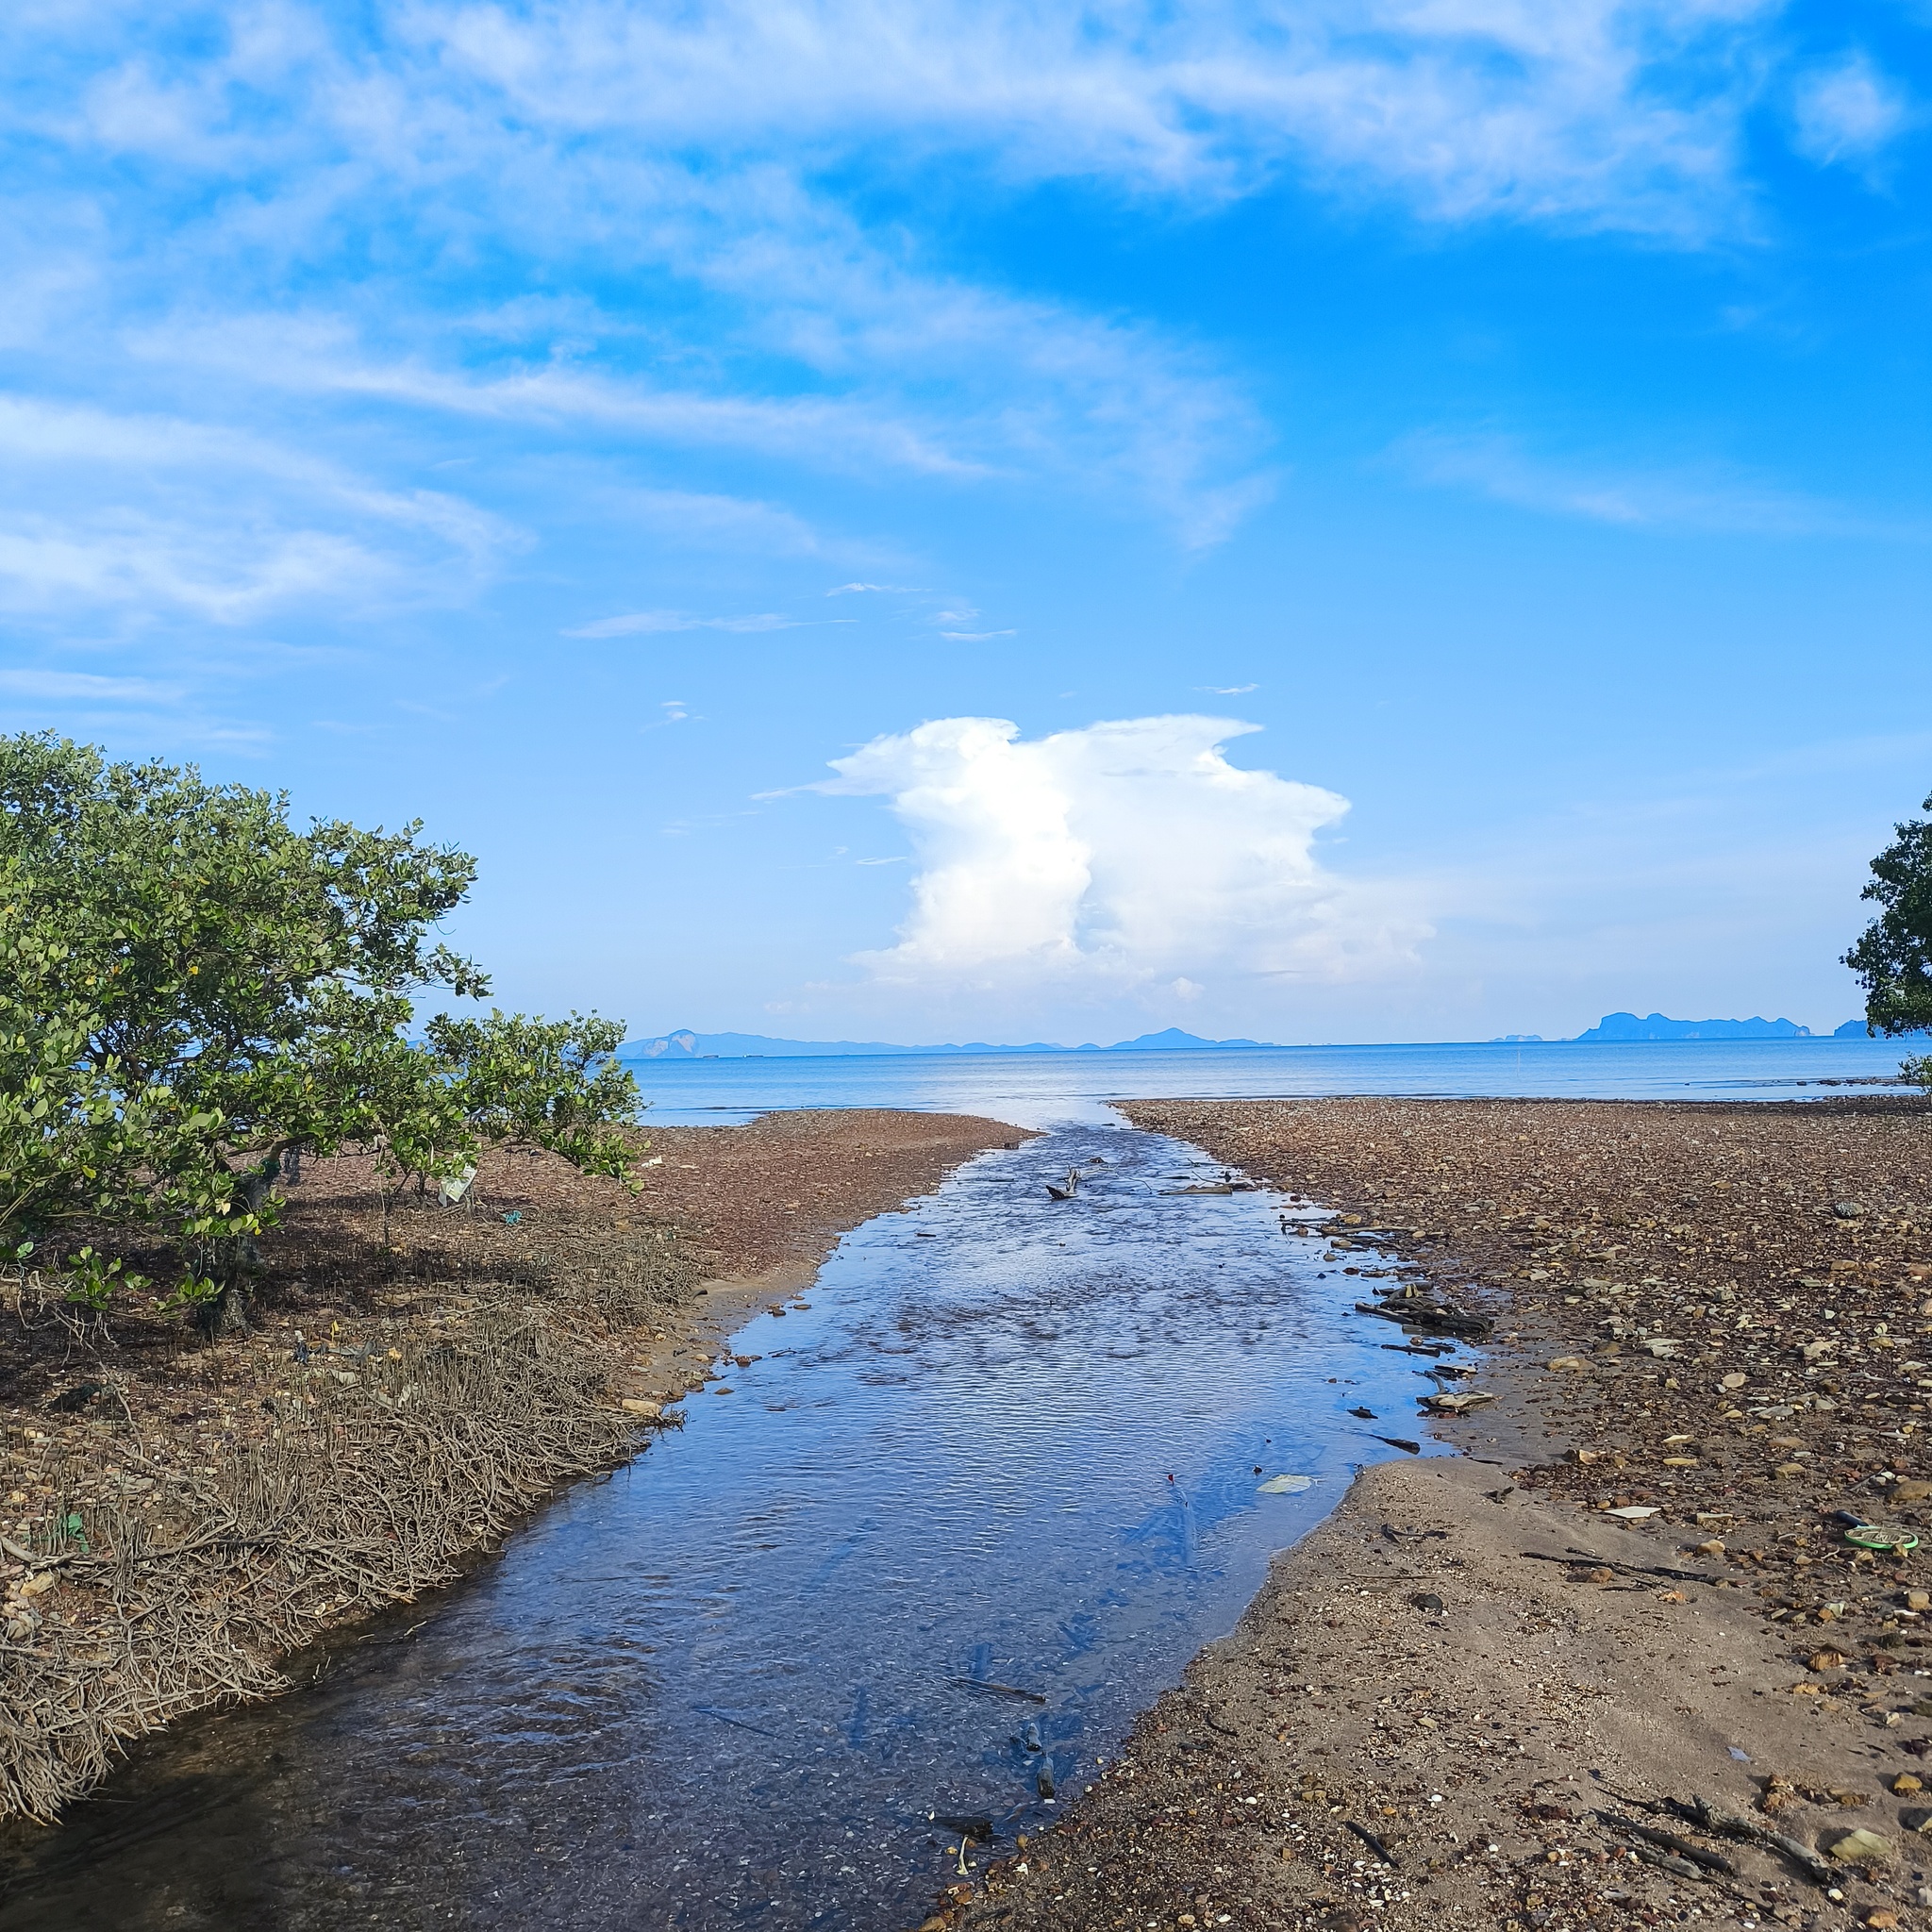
[
  {"xmin": 622, "ymin": 1037, "xmax": 1913, "ymax": 1125},
  {"xmin": 0, "ymin": 1127, "xmax": 1457, "ymax": 1930}
]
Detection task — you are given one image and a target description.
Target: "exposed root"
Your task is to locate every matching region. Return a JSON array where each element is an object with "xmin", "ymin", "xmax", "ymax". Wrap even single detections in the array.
[{"xmin": 0, "ymin": 1308, "xmax": 661, "ymax": 1823}]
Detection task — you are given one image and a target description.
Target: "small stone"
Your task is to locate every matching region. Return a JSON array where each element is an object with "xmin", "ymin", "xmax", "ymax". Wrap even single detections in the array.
[
  {"xmin": 1892, "ymin": 1774, "xmax": 1924, "ymax": 1795},
  {"xmin": 1909, "ymin": 1591, "xmax": 1932, "ymax": 1612},
  {"xmin": 1774, "ymin": 1462, "xmax": 1807, "ymax": 1479},
  {"xmin": 15, "ymin": 1572, "xmax": 54, "ymax": 1600},
  {"xmin": 1695, "ymin": 1539, "xmax": 1725, "ymax": 1557},
  {"xmin": 1865, "ymin": 1909, "xmax": 1900, "ymax": 1929},
  {"xmin": 1721, "ymin": 1372, "xmax": 1748, "ymax": 1391},
  {"xmin": 1827, "ymin": 1827, "xmax": 1892, "ymax": 1866},
  {"xmin": 1661, "ymin": 1457, "xmax": 1699, "ymax": 1468},
  {"xmin": 1807, "ymin": 1649, "xmax": 1849, "ymax": 1672},
  {"xmin": 619, "ymin": 1398, "xmax": 662, "ymax": 1417},
  {"xmin": 1546, "ymin": 1357, "xmax": 1590, "ymax": 1373}
]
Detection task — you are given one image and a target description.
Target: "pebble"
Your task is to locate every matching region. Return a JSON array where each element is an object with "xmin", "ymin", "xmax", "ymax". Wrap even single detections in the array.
[{"xmin": 1827, "ymin": 1828, "xmax": 1893, "ymax": 1867}]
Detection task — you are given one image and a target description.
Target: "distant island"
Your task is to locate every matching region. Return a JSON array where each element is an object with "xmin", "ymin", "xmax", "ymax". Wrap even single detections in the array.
[
  {"xmin": 625, "ymin": 1025, "xmax": 1273, "ymax": 1059},
  {"xmin": 1574, "ymin": 1011, "xmax": 1813, "ymax": 1041}
]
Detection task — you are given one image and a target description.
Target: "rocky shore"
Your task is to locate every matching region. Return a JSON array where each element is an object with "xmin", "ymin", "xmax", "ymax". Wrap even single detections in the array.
[
  {"xmin": 0, "ymin": 1108, "xmax": 1022, "ymax": 1824},
  {"xmin": 932, "ymin": 1094, "xmax": 1932, "ymax": 1932}
]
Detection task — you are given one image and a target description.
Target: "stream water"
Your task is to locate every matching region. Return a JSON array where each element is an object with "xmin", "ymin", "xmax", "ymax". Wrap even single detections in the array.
[{"xmin": 0, "ymin": 1124, "xmax": 1456, "ymax": 1931}]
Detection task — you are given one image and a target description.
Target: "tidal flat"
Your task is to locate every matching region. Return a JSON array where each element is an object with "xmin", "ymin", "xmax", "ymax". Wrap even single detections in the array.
[{"xmin": 949, "ymin": 1094, "xmax": 1932, "ymax": 1932}]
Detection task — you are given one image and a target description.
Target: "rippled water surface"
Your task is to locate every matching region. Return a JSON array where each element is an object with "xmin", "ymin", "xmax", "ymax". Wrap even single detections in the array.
[{"xmin": 1, "ymin": 1127, "xmax": 1455, "ymax": 1931}]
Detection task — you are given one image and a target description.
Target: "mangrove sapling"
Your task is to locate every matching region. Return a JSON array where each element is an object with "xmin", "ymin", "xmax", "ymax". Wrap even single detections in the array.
[{"xmin": 426, "ymin": 1008, "xmax": 649, "ymax": 1183}]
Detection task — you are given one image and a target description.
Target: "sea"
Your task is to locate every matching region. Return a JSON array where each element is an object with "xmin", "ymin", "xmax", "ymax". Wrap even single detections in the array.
[{"xmin": 621, "ymin": 1034, "xmax": 1920, "ymax": 1130}]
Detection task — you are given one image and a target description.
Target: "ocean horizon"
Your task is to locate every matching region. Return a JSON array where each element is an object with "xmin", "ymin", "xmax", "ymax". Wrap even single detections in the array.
[{"xmin": 620, "ymin": 1033, "xmax": 1921, "ymax": 1129}]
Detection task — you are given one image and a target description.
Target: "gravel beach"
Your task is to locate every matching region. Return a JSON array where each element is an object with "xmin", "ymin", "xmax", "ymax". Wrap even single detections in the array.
[{"xmin": 930, "ymin": 1094, "xmax": 1932, "ymax": 1932}]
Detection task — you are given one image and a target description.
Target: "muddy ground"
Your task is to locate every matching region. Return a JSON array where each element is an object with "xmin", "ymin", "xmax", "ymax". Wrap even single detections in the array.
[
  {"xmin": 0, "ymin": 1108, "xmax": 1023, "ymax": 1822},
  {"xmin": 934, "ymin": 1095, "xmax": 1932, "ymax": 1932}
]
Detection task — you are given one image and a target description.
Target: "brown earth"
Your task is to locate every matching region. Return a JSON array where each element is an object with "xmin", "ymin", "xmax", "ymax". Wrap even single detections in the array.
[
  {"xmin": 0, "ymin": 1107, "xmax": 1024, "ymax": 1822},
  {"xmin": 930, "ymin": 1095, "xmax": 1932, "ymax": 1932}
]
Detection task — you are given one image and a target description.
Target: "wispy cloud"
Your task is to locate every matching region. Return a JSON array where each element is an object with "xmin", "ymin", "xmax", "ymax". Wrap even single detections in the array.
[
  {"xmin": 0, "ymin": 392, "xmax": 518, "ymax": 624},
  {"xmin": 0, "ymin": 669, "xmax": 184, "ymax": 704},
  {"xmin": 563, "ymin": 609, "xmax": 799, "ymax": 638},
  {"xmin": 1791, "ymin": 53, "xmax": 1913, "ymax": 167},
  {"xmin": 363, "ymin": 0, "xmax": 1793, "ymax": 237},
  {"xmin": 2, "ymin": 0, "xmax": 1853, "ymax": 607},
  {"xmin": 1391, "ymin": 429, "xmax": 1928, "ymax": 540}
]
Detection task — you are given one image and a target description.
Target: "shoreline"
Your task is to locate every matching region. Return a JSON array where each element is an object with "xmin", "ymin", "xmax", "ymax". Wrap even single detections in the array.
[
  {"xmin": 0, "ymin": 1107, "xmax": 1026, "ymax": 1826},
  {"xmin": 931, "ymin": 1093, "xmax": 1932, "ymax": 1932}
]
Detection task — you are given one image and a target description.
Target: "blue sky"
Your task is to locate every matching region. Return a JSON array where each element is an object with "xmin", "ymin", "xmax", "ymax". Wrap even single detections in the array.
[{"xmin": 3, "ymin": 1, "xmax": 1929, "ymax": 1045}]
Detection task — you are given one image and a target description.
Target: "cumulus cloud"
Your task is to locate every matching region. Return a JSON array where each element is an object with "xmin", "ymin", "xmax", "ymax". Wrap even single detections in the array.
[{"xmin": 819, "ymin": 714, "xmax": 1428, "ymax": 992}]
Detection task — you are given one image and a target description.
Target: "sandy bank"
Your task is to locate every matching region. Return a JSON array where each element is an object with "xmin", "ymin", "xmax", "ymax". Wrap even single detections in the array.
[
  {"xmin": 929, "ymin": 1094, "xmax": 1932, "ymax": 1932},
  {"xmin": 0, "ymin": 1107, "xmax": 1024, "ymax": 1824}
]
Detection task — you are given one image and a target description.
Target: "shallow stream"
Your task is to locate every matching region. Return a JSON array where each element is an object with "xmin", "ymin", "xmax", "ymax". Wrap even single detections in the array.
[{"xmin": 0, "ymin": 1125, "xmax": 1455, "ymax": 1930}]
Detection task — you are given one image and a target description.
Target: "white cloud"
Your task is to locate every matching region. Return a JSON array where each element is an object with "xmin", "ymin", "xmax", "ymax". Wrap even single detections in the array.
[
  {"xmin": 1791, "ymin": 54, "xmax": 1911, "ymax": 166},
  {"xmin": 1391, "ymin": 428, "xmax": 1926, "ymax": 538},
  {"xmin": 818, "ymin": 713, "xmax": 1429, "ymax": 991}
]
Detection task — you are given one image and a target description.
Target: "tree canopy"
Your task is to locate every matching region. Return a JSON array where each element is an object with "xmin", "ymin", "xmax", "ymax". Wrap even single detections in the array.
[
  {"xmin": 1845, "ymin": 791, "xmax": 1932, "ymax": 1040},
  {"xmin": 0, "ymin": 733, "xmax": 644, "ymax": 1317}
]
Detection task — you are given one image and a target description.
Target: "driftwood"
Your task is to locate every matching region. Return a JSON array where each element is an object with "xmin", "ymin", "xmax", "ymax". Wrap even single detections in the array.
[
  {"xmin": 1665, "ymin": 1795, "xmax": 1835, "ymax": 1887},
  {"xmin": 1354, "ymin": 1300, "xmax": 1492, "ymax": 1341},
  {"xmin": 1593, "ymin": 1809, "xmax": 1737, "ymax": 1875},
  {"xmin": 1517, "ymin": 1548, "xmax": 1723, "ymax": 1587},
  {"xmin": 1343, "ymin": 1819, "xmax": 1400, "ymax": 1865}
]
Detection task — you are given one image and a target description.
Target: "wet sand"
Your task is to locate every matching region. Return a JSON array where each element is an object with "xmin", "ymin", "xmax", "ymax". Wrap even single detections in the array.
[{"xmin": 936, "ymin": 1095, "xmax": 1932, "ymax": 1932}]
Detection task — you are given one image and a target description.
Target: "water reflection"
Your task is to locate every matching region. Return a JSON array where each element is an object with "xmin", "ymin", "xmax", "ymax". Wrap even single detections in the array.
[{"xmin": 0, "ymin": 1127, "xmax": 1451, "ymax": 1931}]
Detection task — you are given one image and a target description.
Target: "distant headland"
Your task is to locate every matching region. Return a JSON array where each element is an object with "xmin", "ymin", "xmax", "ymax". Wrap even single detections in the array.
[{"xmin": 625, "ymin": 1015, "xmax": 1916, "ymax": 1059}]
